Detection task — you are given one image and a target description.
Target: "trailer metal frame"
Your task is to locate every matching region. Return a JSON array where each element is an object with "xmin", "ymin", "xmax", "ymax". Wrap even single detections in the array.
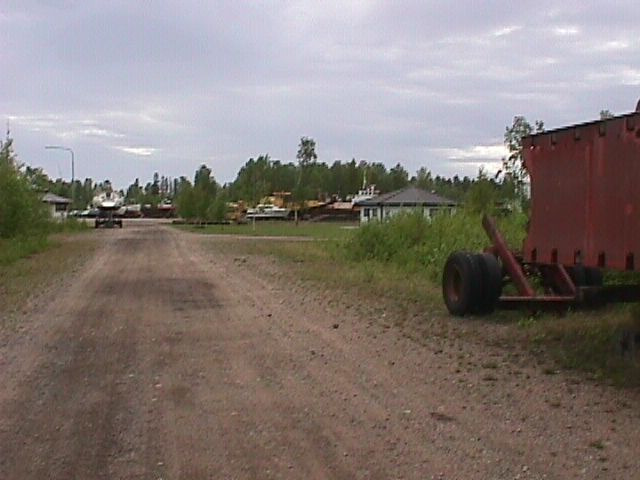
[{"xmin": 443, "ymin": 102, "xmax": 640, "ymax": 316}]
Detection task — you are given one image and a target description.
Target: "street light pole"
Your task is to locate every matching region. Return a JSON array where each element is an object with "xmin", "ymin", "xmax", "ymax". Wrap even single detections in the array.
[{"xmin": 45, "ymin": 145, "xmax": 75, "ymax": 207}]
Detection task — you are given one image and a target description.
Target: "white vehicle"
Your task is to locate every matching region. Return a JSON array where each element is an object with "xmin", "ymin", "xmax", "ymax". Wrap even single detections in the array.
[
  {"xmin": 245, "ymin": 204, "xmax": 290, "ymax": 220},
  {"xmin": 92, "ymin": 185, "xmax": 124, "ymax": 228}
]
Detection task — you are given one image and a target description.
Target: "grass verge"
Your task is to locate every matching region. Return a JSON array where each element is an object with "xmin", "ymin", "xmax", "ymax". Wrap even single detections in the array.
[
  {"xmin": 210, "ymin": 233, "xmax": 640, "ymax": 387},
  {"xmin": 173, "ymin": 220, "xmax": 358, "ymax": 240},
  {"xmin": 520, "ymin": 306, "xmax": 640, "ymax": 386},
  {"xmin": 208, "ymin": 236, "xmax": 481, "ymax": 344},
  {"xmin": 0, "ymin": 236, "xmax": 49, "ymax": 266},
  {"xmin": 0, "ymin": 218, "xmax": 91, "ymax": 267},
  {"xmin": 0, "ymin": 232, "xmax": 97, "ymax": 328}
]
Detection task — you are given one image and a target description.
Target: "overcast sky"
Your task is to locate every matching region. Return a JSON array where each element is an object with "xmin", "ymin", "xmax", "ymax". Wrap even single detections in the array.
[{"xmin": 2, "ymin": 1, "xmax": 640, "ymax": 189}]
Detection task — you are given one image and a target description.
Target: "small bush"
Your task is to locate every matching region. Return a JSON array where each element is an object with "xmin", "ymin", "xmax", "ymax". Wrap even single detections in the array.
[
  {"xmin": 0, "ymin": 137, "xmax": 89, "ymax": 265},
  {"xmin": 344, "ymin": 209, "xmax": 527, "ymax": 281},
  {"xmin": 0, "ymin": 160, "xmax": 50, "ymax": 240}
]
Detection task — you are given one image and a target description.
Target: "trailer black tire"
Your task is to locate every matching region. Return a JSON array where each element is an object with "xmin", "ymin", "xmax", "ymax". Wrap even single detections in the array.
[
  {"xmin": 474, "ymin": 253, "xmax": 503, "ymax": 314},
  {"xmin": 567, "ymin": 265, "xmax": 587, "ymax": 287},
  {"xmin": 585, "ymin": 267, "xmax": 603, "ymax": 287},
  {"xmin": 442, "ymin": 251, "xmax": 481, "ymax": 316}
]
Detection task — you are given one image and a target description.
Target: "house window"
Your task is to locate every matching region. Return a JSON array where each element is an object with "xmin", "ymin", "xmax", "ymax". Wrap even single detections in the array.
[
  {"xmin": 55, "ymin": 203, "xmax": 67, "ymax": 212},
  {"xmin": 364, "ymin": 208, "xmax": 370, "ymax": 218}
]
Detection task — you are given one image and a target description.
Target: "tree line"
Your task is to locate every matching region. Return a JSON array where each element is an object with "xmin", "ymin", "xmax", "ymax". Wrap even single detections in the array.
[
  {"xmin": 175, "ymin": 132, "xmax": 530, "ymax": 222},
  {"xmin": 1, "ymin": 114, "xmax": 559, "ymax": 226}
]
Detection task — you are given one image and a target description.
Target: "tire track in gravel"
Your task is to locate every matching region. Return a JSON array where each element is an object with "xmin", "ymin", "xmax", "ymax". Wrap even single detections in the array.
[
  {"xmin": 186, "ymin": 238, "xmax": 529, "ymax": 479},
  {"xmin": 1, "ymin": 224, "xmax": 639, "ymax": 480},
  {"xmin": 194, "ymin": 233, "xmax": 640, "ymax": 480},
  {"xmin": 0, "ymin": 228, "xmax": 168, "ymax": 479}
]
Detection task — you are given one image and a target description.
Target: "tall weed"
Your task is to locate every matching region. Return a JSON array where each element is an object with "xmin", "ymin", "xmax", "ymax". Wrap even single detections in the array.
[{"xmin": 344, "ymin": 210, "xmax": 527, "ymax": 281}]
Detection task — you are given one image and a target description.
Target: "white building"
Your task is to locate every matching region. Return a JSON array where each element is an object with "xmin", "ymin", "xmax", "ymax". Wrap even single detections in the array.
[
  {"xmin": 42, "ymin": 192, "xmax": 71, "ymax": 220},
  {"xmin": 355, "ymin": 186, "xmax": 456, "ymax": 223}
]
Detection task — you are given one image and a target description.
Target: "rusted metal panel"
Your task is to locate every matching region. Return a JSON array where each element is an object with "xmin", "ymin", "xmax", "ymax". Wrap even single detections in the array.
[{"xmin": 523, "ymin": 110, "xmax": 640, "ymax": 272}]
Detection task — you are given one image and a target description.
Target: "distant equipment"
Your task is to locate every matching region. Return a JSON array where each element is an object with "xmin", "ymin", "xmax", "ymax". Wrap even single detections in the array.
[
  {"xmin": 246, "ymin": 204, "xmax": 290, "ymax": 220},
  {"xmin": 92, "ymin": 183, "xmax": 124, "ymax": 228}
]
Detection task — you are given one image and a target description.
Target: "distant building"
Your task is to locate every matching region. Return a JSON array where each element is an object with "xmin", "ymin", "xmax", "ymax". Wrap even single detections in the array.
[
  {"xmin": 355, "ymin": 186, "xmax": 456, "ymax": 223},
  {"xmin": 42, "ymin": 192, "xmax": 71, "ymax": 220}
]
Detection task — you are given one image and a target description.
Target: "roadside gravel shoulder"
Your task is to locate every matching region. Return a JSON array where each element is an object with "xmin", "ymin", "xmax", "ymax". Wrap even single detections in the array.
[
  {"xmin": 199, "ymin": 234, "xmax": 640, "ymax": 479},
  {"xmin": 1, "ymin": 226, "xmax": 638, "ymax": 479}
]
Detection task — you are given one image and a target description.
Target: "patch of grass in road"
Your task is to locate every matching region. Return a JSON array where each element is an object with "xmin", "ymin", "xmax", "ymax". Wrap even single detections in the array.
[
  {"xmin": 0, "ymin": 233, "xmax": 97, "ymax": 327},
  {"xmin": 174, "ymin": 220, "xmax": 358, "ymax": 240}
]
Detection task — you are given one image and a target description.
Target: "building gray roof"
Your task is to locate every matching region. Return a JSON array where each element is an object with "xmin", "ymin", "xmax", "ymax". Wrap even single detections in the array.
[
  {"xmin": 42, "ymin": 192, "xmax": 71, "ymax": 204},
  {"xmin": 356, "ymin": 186, "xmax": 456, "ymax": 207}
]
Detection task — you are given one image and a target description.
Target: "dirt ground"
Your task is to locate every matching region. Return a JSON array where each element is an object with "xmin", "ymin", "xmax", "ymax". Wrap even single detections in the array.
[{"xmin": 1, "ymin": 222, "xmax": 639, "ymax": 480}]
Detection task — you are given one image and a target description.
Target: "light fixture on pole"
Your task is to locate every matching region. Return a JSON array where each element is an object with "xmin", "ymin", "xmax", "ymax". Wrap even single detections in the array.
[{"xmin": 45, "ymin": 145, "xmax": 75, "ymax": 206}]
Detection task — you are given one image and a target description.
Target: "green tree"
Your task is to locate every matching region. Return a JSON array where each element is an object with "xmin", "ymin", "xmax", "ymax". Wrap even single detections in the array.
[
  {"xmin": 294, "ymin": 137, "xmax": 317, "ymax": 222},
  {"xmin": 125, "ymin": 178, "xmax": 144, "ymax": 203},
  {"xmin": 0, "ymin": 134, "xmax": 49, "ymax": 239},
  {"xmin": 207, "ymin": 188, "xmax": 228, "ymax": 223},
  {"xmin": 68, "ymin": 178, "xmax": 93, "ymax": 210},
  {"xmin": 503, "ymin": 116, "xmax": 544, "ymax": 198},
  {"xmin": 413, "ymin": 167, "xmax": 434, "ymax": 191},
  {"xmin": 24, "ymin": 166, "xmax": 50, "ymax": 191},
  {"xmin": 175, "ymin": 177, "xmax": 197, "ymax": 220},
  {"xmin": 175, "ymin": 165, "xmax": 220, "ymax": 222},
  {"xmin": 296, "ymin": 137, "xmax": 317, "ymax": 166},
  {"xmin": 388, "ymin": 163, "xmax": 409, "ymax": 191},
  {"xmin": 193, "ymin": 164, "xmax": 217, "ymax": 221},
  {"xmin": 465, "ymin": 168, "xmax": 497, "ymax": 215},
  {"xmin": 229, "ymin": 156, "xmax": 270, "ymax": 204},
  {"xmin": 367, "ymin": 162, "xmax": 389, "ymax": 192},
  {"xmin": 176, "ymin": 182, "xmax": 196, "ymax": 220},
  {"xmin": 600, "ymin": 109, "xmax": 614, "ymax": 120}
]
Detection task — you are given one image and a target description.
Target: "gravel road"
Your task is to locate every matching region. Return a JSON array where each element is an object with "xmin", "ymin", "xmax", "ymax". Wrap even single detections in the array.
[{"xmin": 0, "ymin": 223, "xmax": 638, "ymax": 479}]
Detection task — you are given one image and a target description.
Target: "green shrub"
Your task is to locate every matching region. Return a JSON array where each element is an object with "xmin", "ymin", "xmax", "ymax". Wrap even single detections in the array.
[
  {"xmin": 344, "ymin": 209, "xmax": 527, "ymax": 281},
  {"xmin": 0, "ymin": 160, "xmax": 50, "ymax": 240},
  {"xmin": 0, "ymin": 137, "xmax": 86, "ymax": 265},
  {"xmin": 0, "ymin": 235, "xmax": 49, "ymax": 266}
]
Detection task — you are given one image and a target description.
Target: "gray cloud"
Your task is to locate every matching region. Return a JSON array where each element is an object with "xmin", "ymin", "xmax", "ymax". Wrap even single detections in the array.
[{"xmin": 3, "ymin": 0, "xmax": 640, "ymax": 189}]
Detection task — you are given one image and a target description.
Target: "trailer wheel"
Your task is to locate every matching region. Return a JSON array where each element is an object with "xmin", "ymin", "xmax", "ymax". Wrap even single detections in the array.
[
  {"xmin": 567, "ymin": 265, "xmax": 587, "ymax": 287},
  {"xmin": 585, "ymin": 267, "xmax": 603, "ymax": 287},
  {"xmin": 442, "ymin": 251, "xmax": 481, "ymax": 316},
  {"xmin": 474, "ymin": 253, "xmax": 502, "ymax": 314}
]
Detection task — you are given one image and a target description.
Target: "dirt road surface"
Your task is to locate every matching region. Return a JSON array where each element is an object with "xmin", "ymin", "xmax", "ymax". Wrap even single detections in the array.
[{"xmin": 1, "ymin": 223, "xmax": 639, "ymax": 479}]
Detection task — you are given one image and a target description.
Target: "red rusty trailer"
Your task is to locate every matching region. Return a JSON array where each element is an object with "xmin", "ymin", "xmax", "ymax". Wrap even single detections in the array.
[{"xmin": 443, "ymin": 102, "xmax": 640, "ymax": 316}]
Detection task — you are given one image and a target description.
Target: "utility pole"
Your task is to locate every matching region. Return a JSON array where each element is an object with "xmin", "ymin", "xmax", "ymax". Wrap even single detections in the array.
[{"xmin": 45, "ymin": 145, "xmax": 75, "ymax": 207}]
